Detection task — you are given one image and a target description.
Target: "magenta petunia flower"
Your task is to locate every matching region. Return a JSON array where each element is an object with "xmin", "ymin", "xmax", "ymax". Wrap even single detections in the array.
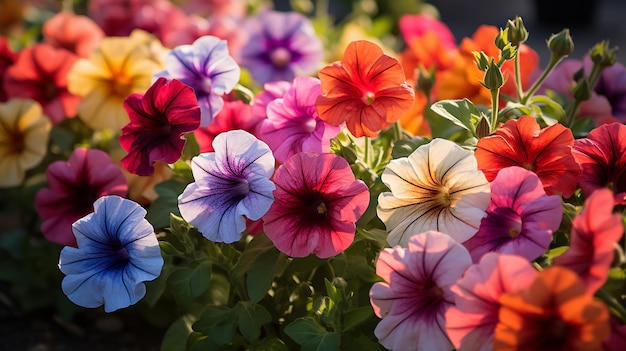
[
  {"xmin": 119, "ymin": 77, "xmax": 201, "ymax": 176},
  {"xmin": 572, "ymin": 122, "xmax": 626, "ymax": 205},
  {"xmin": 258, "ymin": 76, "xmax": 341, "ymax": 163},
  {"xmin": 154, "ymin": 35, "xmax": 240, "ymax": 127},
  {"xmin": 178, "ymin": 130, "xmax": 276, "ymax": 243},
  {"xmin": 263, "ymin": 152, "xmax": 369, "ymax": 258},
  {"xmin": 463, "ymin": 166, "xmax": 562, "ymax": 263},
  {"xmin": 553, "ymin": 188, "xmax": 624, "ymax": 295},
  {"xmin": 194, "ymin": 99, "xmax": 264, "ymax": 153},
  {"xmin": 398, "ymin": 14, "xmax": 456, "ymax": 49},
  {"xmin": 250, "ymin": 80, "xmax": 290, "ymax": 120},
  {"xmin": 34, "ymin": 148, "xmax": 128, "ymax": 247},
  {"xmin": 445, "ymin": 253, "xmax": 537, "ymax": 351},
  {"xmin": 369, "ymin": 231, "xmax": 472, "ymax": 351},
  {"xmin": 239, "ymin": 11, "xmax": 324, "ymax": 85},
  {"xmin": 0, "ymin": 36, "xmax": 17, "ymax": 102},
  {"xmin": 3, "ymin": 43, "xmax": 80, "ymax": 124}
]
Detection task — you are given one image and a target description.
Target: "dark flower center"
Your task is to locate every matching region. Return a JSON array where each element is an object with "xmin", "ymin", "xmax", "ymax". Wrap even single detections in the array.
[
  {"xmin": 270, "ymin": 47, "xmax": 292, "ymax": 68},
  {"xmin": 232, "ymin": 178, "xmax": 250, "ymax": 199},
  {"xmin": 8, "ymin": 130, "xmax": 25, "ymax": 154},
  {"xmin": 43, "ymin": 82, "xmax": 58, "ymax": 100},
  {"xmin": 108, "ymin": 242, "xmax": 130, "ymax": 269}
]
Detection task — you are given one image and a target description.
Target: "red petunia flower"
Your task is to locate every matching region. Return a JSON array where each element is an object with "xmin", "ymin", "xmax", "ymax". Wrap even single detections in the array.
[
  {"xmin": 263, "ymin": 152, "xmax": 369, "ymax": 258},
  {"xmin": 475, "ymin": 116, "xmax": 581, "ymax": 197},
  {"xmin": 119, "ymin": 77, "xmax": 201, "ymax": 176},
  {"xmin": 316, "ymin": 40, "xmax": 415, "ymax": 138},
  {"xmin": 42, "ymin": 11, "xmax": 104, "ymax": 58},
  {"xmin": 572, "ymin": 122, "xmax": 626, "ymax": 204},
  {"xmin": 3, "ymin": 43, "xmax": 80, "ymax": 124},
  {"xmin": 0, "ymin": 36, "xmax": 16, "ymax": 102}
]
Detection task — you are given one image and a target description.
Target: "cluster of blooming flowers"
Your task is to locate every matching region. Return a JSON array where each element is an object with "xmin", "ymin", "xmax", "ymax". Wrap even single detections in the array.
[{"xmin": 1, "ymin": 1, "xmax": 626, "ymax": 350}]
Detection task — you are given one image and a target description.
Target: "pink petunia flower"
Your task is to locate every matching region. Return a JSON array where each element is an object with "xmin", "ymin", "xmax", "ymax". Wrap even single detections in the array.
[
  {"xmin": 463, "ymin": 166, "xmax": 562, "ymax": 263},
  {"xmin": 398, "ymin": 14, "xmax": 456, "ymax": 50},
  {"xmin": 34, "ymin": 148, "xmax": 128, "ymax": 247},
  {"xmin": 572, "ymin": 122, "xmax": 626, "ymax": 205},
  {"xmin": 553, "ymin": 188, "xmax": 624, "ymax": 295},
  {"xmin": 263, "ymin": 152, "xmax": 369, "ymax": 258},
  {"xmin": 251, "ymin": 80, "xmax": 291, "ymax": 120},
  {"xmin": 3, "ymin": 43, "xmax": 80, "ymax": 125},
  {"xmin": 194, "ymin": 99, "xmax": 263, "ymax": 153},
  {"xmin": 0, "ymin": 36, "xmax": 17, "ymax": 102},
  {"xmin": 119, "ymin": 77, "xmax": 201, "ymax": 176},
  {"xmin": 259, "ymin": 76, "xmax": 341, "ymax": 164},
  {"xmin": 42, "ymin": 11, "xmax": 104, "ymax": 58},
  {"xmin": 445, "ymin": 253, "xmax": 537, "ymax": 351},
  {"xmin": 369, "ymin": 231, "xmax": 472, "ymax": 350}
]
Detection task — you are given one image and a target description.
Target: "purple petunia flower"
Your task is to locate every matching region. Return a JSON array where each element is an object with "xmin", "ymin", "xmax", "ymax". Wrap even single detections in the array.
[
  {"xmin": 463, "ymin": 166, "xmax": 562, "ymax": 263},
  {"xmin": 154, "ymin": 35, "xmax": 240, "ymax": 127},
  {"xmin": 258, "ymin": 76, "xmax": 341, "ymax": 163},
  {"xmin": 59, "ymin": 195, "xmax": 163, "ymax": 313},
  {"xmin": 178, "ymin": 130, "xmax": 275, "ymax": 243},
  {"xmin": 239, "ymin": 11, "xmax": 323, "ymax": 85}
]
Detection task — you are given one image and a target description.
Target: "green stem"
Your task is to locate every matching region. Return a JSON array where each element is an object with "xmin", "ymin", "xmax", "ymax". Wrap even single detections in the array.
[
  {"xmin": 521, "ymin": 55, "xmax": 565, "ymax": 104},
  {"xmin": 490, "ymin": 89, "xmax": 500, "ymax": 133},
  {"xmin": 61, "ymin": 0, "xmax": 73, "ymax": 12},
  {"xmin": 392, "ymin": 121, "xmax": 403, "ymax": 142},
  {"xmin": 514, "ymin": 51, "xmax": 524, "ymax": 101},
  {"xmin": 363, "ymin": 136, "xmax": 372, "ymax": 166},
  {"xmin": 596, "ymin": 288, "xmax": 626, "ymax": 323}
]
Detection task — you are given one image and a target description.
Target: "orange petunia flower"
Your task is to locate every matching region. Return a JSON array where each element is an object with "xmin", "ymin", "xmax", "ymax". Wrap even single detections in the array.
[
  {"xmin": 399, "ymin": 91, "xmax": 431, "ymax": 137},
  {"xmin": 437, "ymin": 25, "xmax": 539, "ymax": 106},
  {"xmin": 494, "ymin": 266, "xmax": 610, "ymax": 351},
  {"xmin": 475, "ymin": 116, "xmax": 581, "ymax": 197},
  {"xmin": 316, "ymin": 40, "xmax": 415, "ymax": 138}
]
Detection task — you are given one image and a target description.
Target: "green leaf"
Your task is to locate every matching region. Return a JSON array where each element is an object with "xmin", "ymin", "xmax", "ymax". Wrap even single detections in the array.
[
  {"xmin": 430, "ymin": 99, "xmax": 479, "ymax": 136},
  {"xmin": 324, "ymin": 278, "xmax": 342, "ymax": 304},
  {"xmin": 246, "ymin": 248, "xmax": 288, "ymax": 303},
  {"xmin": 391, "ymin": 136, "xmax": 430, "ymax": 159},
  {"xmin": 234, "ymin": 301, "xmax": 272, "ymax": 342},
  {"xmin": 302, "ymin": 332, "xmax": 340, "ymax": 351},
  {"xmin": 249, "ymin": 337, "xmax": 288, "ymax": 351},
  {"xmin": 284, "ymin": 317, "xmax": 328, "ymax": 345},
  {"xmin": 343, "ymin": 306, "xmax": 374, "ymax": 331},
  {"xmin": 146, "ymin": 180, "xmax": 187, "ymax": 229},
  {"xmin": 193, "ymin": 305, "xmax": 238, "ymax": 345},
  {"xmin": 167, "ymin": 261, "xmax": 212, "ymax": 306},
  {"xmin": 160, "ymin": 315, "xmax": 194, "ymax": 351},
  {"xmin": 545, "ymin": 246, "xmax": 569, "ymax": 260},
  {"xmin": 232, "ymin": 233, "xmax": 276, "ymax": 278},
  {"xmin": 0, "ymin": 229, "xmax": 27, "ymax": 259}
]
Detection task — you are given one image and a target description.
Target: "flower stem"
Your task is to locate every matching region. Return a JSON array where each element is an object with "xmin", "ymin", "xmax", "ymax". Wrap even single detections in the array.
[
  {"xmin": 521, "ymin": 55, "xmax": 564, "ymax": 104},
  {"xmin": 392, "ymin": 121, "xmax": 403, "ymax": 142},
  {"xmin": 363, "ymin": 136, "xmax": 372, "ymax": 166},
  {"xmin": 514, "ymin": 51, "xmax": 524, "ymax": 101},
  {"xmin": 490, "ymin": 89, "xmax": 500, "ymax": 133}
]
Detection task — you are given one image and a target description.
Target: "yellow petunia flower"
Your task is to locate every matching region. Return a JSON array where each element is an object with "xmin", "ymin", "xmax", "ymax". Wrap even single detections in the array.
[
  {"xmin": 0, "ymin": 99, "xmax": 51, "ymax": 187},
  {"xmin": 67, "ymin": 30, "xmax": 167, "ymax": 131}
]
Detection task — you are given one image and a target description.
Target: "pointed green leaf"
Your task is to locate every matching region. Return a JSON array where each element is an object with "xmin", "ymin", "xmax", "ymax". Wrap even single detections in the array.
[
  {"xmin": 430, "ymin": 99, "xmax": 480, "ymax": 136},
  {"xmin": 234, "ymin": 301, "xmax": 272, "ymax": 342},
  {"xmin": 167, "ymin": 261, "xmax": 212, "ymax": 306},
  {"xmin": 343, "ymin": 306, "xmax": 374, "ymax": 331},
  {"xmin": 161, "ymin": 315, "xmax": 194, "ymax": 351},
  {"xmin": 284, "ymin": 317, "xmax": 328, "ymax": 345},
  {"xmin": 246, "ymin": 248, "xmax": 287, "ymax": 302},
  {"xmin": 193, "ymin": 305, "xmax": 237, "ymax": 345},
  {"xmin": 146, "ymin": 179, "xmax": 187, "ymax": 229}
]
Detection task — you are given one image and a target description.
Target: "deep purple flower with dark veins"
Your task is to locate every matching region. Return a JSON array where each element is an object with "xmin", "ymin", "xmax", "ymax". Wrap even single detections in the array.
[
  {"xmin": 178, "ymin": 130, "xmax": 275, "ymax": 243},
  {"xmin": 239, "ymin": 11, "xmax": 323, "ymax": 85},
  {"xmin": 154, "ymin": 35, "xmax": 240, "ymax": 127}
]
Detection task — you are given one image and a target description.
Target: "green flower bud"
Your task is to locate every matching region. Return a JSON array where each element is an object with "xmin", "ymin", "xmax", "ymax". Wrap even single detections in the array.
[
  {"xmin": 506, "ymin": 17, "xmax": 528, "ymax": 46},
  {"xmin": 475, "ymin": 114, "xmax": 491, "ymax": 138},
  {"xmin": 416, "ymin": 65, "xmax": 436, "ymax": 96},
  {"xmin": 548, "ymin": 29, "xmax": 574, "ymax": 60},
  {"xmin": 495, "ymin": 28, "xmax": 509, "ymax": 50},
  {"xmin": 589, "ymin": 40, "xmax": 618, "ymax": 68},
  {"xmin": 572, "ymin": 78, "xmax": 592, "ymax": 101},
  {"xmin": 500, "ymin": 43, "xmax": 517, "ymax": 61},
  {"xmin": 473, "ymin": 51, "xmax": 490, "ymax": 71},
  {"xmin": 572, "ymin": 67, "xmax": 585, "ymax": 83},
  {"xmin": 482, "ymin": 59, "xmax": 504, "ymax": 90}
]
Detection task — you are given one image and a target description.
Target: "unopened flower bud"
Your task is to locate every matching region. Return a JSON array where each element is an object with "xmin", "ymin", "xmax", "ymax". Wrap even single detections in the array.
[
  {"xmin": 506, "ymin": 17, "xmax": 528, "ymax": 46},
  {"xmin": 482, "ymin": 59, "xmax": 504, "ymax": 90},
  {"xmin": 416, "ymin": 66, "xmax": 436, "ymax": 95},
  {"xmin": 589, "ymin": 40, "xmax": 618, "ymax": 68},
  {"xmin": 548, "ymin": 29, "xmax": 574, "ymax": 60},
  {"xmin": 572, "ymin": 78, "xmax": 592, "ymax": 101},
  {"xmin": 500, "ymin": 43, "xmax": 517, "ymax": 61},
  {"xmin": 473, "ymin": 51, "xmax": 490, "ymax": 71},
  {"xmin": 475, "ymin": 114, "xmax": 491, "ymax": 138},
  {"xmin": 495, "ymin": 28, "xmax": 509, "ymax": 50},
  {"xmin": 572, "ymin": 67, "xmax": 585, "ymax": 83}
]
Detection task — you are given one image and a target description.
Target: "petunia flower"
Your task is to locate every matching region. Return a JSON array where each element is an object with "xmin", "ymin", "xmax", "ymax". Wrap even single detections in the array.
[
  {"xmin": 494, "ymin": 266, "xmax": 611, "ymax": 351},
  {"xmin": 398, "ymin": 14, "xmax": 456, "ymax": 51},
  {"xmin": 250, "ymin": 80, "xmax": 291, "ymax": 120},
  {"xmin": 263, "ymin": 152, "xmax": 369, "ymax": 258},
  {"xmin": 572, "ymin": 122, "xmax": 626, "ymax": 204},
  {"xmin": 553, "ymin": 188, "xmax": 624, "ymax": 295},
  {"xmin": 154, "ymin": 35, "xmax": 240, "ymax": 127},
  {"xmin": 0, "ymin": 36, "xmax": 17, "ymax": 102},
  {"xmin": 377, "ymin": 138, "xmax": 491, "ymax": 247},
  {"xmin": 195, "ymin": 99, "xmax": 264, "ymax": 153},
  {"xmin": 445, "ymin": 253, "xmax": 537, "ymax": 351},
  {"xmin": 4, "ymin": 43, "xmax": 80, "ymax": 125},
  {"xmin": 0, "ymin": 99, "xmax": 50, "ymax": 187},
  {"xmin": 259, "ymin": 76, "xmax": 341, "ymax": 164},
  {"xmin": 475, "ymin": 115, "xmax": 581, "ymax": 197},
  {"xmin": 239, "ymin": 11, "xmax": 324, "ymax": 86},
  {"xmin": 119, "ymin": 77, "xmax": 201, "ymax": 176},
  {"xmin": 316, "ymin": 40, "xmax": 415, "ymax": 138},
  {"xmin": 67, "ymin": 31, "xmax": 165, "ymax": 131},
  {"xmin": 605, "ymin": 315, "xmax": 626, "ymax": 351},
  {"xmin": 59, "ymin": 195, "xmax": 163, "ymax": 313},
  {"xmin": 42, "ymin": 11, "xmax": 104, "ymax": 58},
  {"xmin": 34, "ymin": 148, "xmax": 128, "ymax": 247},
  {"xmin": 369, "ymin": 231, "xmax": 473, "ymax": 351},
  {"xmin": 178, "ymin": 130, "xmax": 275, "ymax": 243},
  {"xmin": 462, "ymin": 166, "xmax": 562, "ymax": 263}
]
